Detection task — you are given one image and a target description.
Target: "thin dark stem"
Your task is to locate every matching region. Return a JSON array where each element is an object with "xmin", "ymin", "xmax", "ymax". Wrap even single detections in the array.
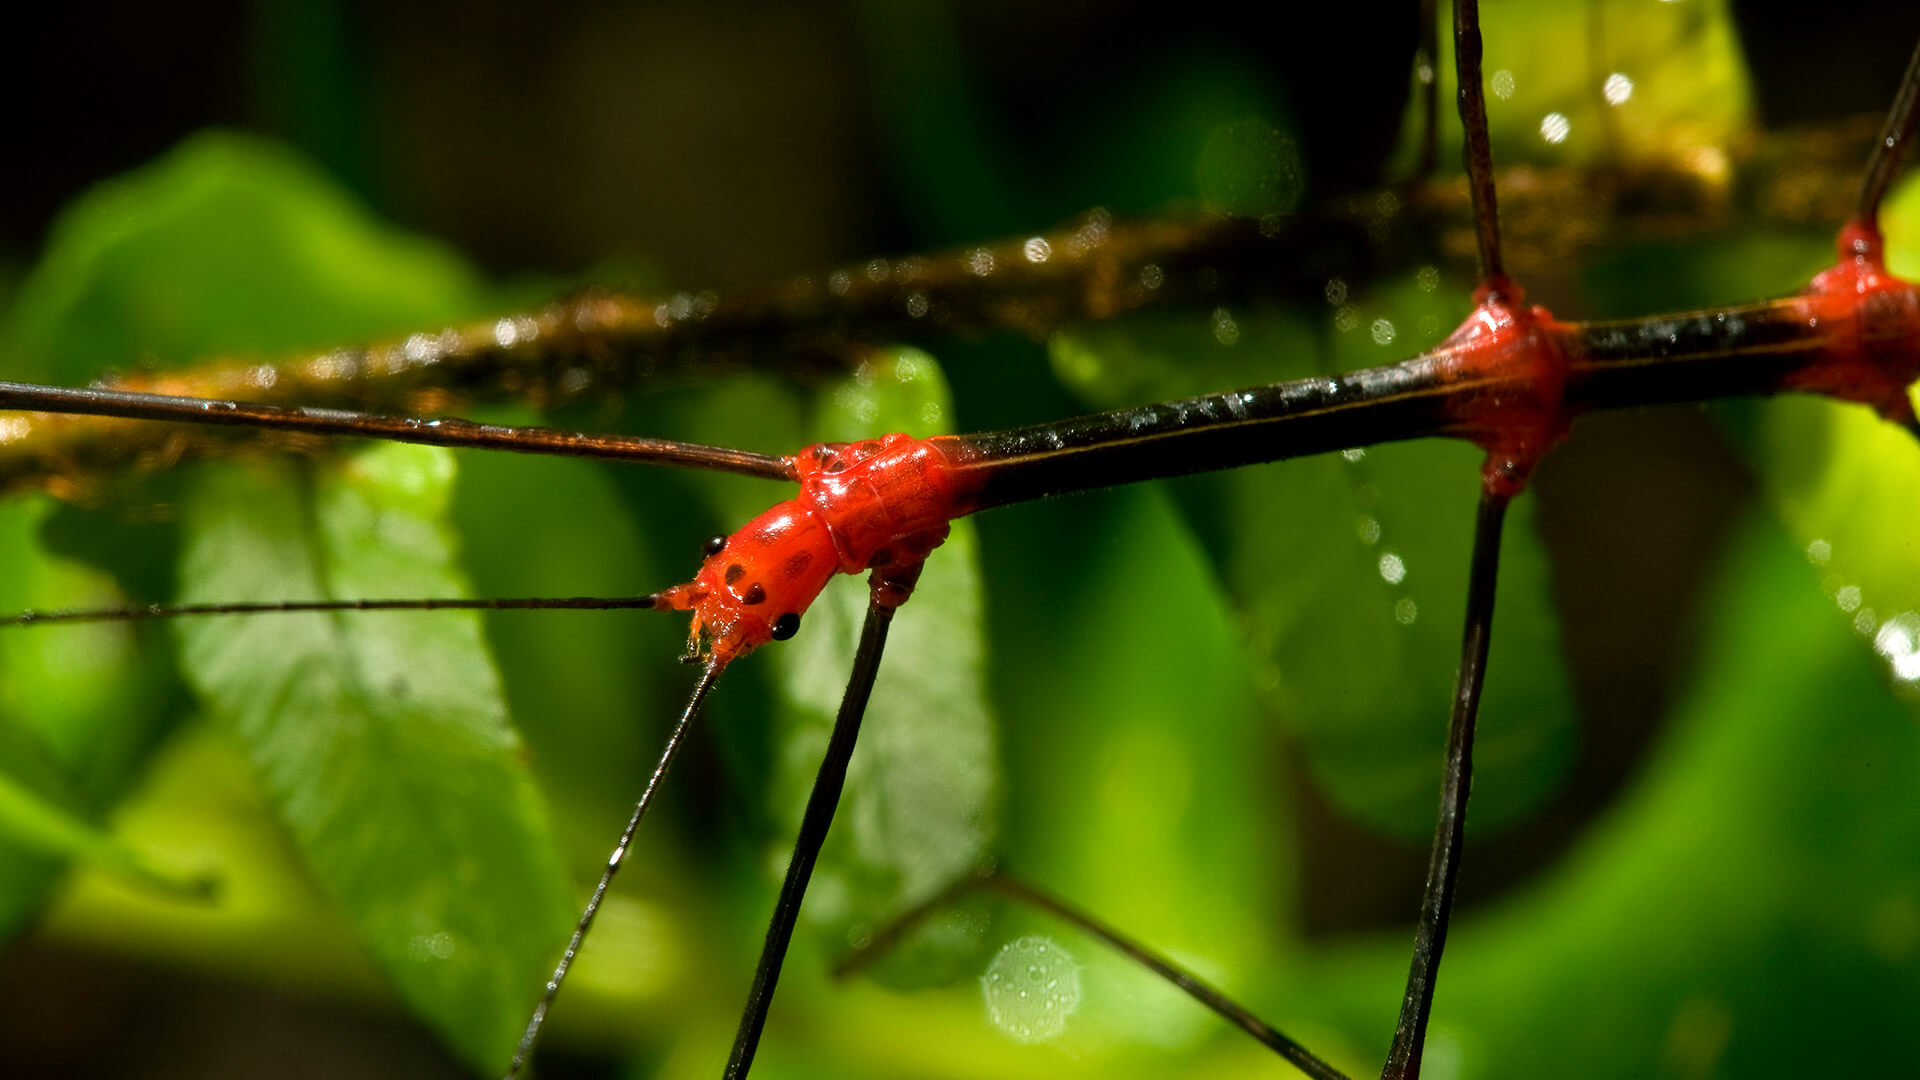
[
  {"xmin": 1413, "ymin": 0, "xmax": 1440, "ymax": 180},
  {"xmin": 1452, "ymin": 0, "xmax": 1505, "ymax": 285},
  {"xmin": 4, "ymin": 595, "xmax": 660, "ymax": 627},
  {"xmin": 831, "ymin": 867, "xmax": 984, "ymax": 981},
  {"xmin": 1858, "ymin": 34, "xmax": 1920, "ymax": 225},
  {"xmin": 985, "ymin": 873, "xmax": 1350, "ymax": 1080},
  {"xmin": 0, "ymin": 380, "xmax": 796, "ymax": 482},
  {"xmin": 1380, "ymin": 488, "xmax": 1510, "ymax": 1080},
  {"xmin": 724, "ymin": 598, "xmax": 895, "ymax": 1078},
  {"xmin": 832, "ymin": 866, "xmax": 1350, "ymax": 1080},
  {"xmin": 507, "ymin": 660, "xmax": 723, "ymax": 1080}
]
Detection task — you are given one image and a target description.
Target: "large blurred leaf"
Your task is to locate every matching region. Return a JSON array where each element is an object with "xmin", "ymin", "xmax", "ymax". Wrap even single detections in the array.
[
  {"xmin": 3, "ymin": 131, "xmax": 487, "ymax": 383},
  {"xmin": 1, "ymin": 132, "xmax": 576, "ymax": 1071},
  {"xmin": 1403, "ymin": 0, "xmax": 1752, "ymax": 171},
  {"xmin": 1306, "ymin": 509, "xmax": 1920, "ymax": 1077},
  {"xmin": 0, "ymin": 494, "xmax": 177, "ymax": 936},
  {"xmin": 1052, "ymin": 267, "xmax": 1576, "ymax": 838},
  {"xmin": 174, "ymin": 445, "xmax": 574, "ymax": 1070}
]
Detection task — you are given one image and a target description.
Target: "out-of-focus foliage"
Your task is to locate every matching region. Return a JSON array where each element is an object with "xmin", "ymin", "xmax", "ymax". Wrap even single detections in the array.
[{"xmin": 1, "ymin": 1, "xmax": 1918, "ymax": 1079}]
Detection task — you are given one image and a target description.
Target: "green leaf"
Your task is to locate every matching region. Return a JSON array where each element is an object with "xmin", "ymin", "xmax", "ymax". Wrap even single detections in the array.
[
  {"xmin": 3, "ymin": 131, "xmax": 487, "ymax": 383},
  {"xmin": 1052, "ymin": 268, "xmax": 1577, "ymax": 837},
  {"xmin": 173, "ymin": 443, "xmax": 574, "ymax": 1071},
  {"xmin": 0, "ymin": 133, "xmax": 579, "ymax": 1070},
  {"xmin": 1398, "ymin": 0, "xmax": 1753, "ymax": 171},
  {"xmin": 0, "ymin": 745, "xmax": 210, "ymax": 901},
  {"xmin": 0, "ymin": 495, "xmax": 176, "ymax": 935},
  {"xmin": 983, "ymin": 477, "xmax": 1288, "ymax": 1052}
]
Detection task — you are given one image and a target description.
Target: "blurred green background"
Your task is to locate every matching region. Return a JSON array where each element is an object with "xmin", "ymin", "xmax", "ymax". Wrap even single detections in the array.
[{"xmin": 3, "ymin": 1, "xmax": 1920, "ymax": 1078}]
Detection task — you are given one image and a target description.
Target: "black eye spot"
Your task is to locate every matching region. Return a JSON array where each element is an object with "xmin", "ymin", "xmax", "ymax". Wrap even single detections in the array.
[
  {"xmin": 703, "ymin": 534, "xmax": 728, "ymax": 558},
  {"xmin": 725, "ymin": 563, "xmax": 745, "ymax": 585},
  {"xmin": 770, "ymin": 612, "xmax": 801, "ymax": 640},
  {"xmin": 742, "ymin": 582, "xmax": 766, "ymax": 605}
]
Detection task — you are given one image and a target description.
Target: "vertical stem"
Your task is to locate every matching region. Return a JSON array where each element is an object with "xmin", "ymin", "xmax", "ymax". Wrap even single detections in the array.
[
  {"xmin": 1413, "ymin": 0, "xmax": 1440, "ymax": 180},
  {"xmin": 507, "ymin": 660, "xmax": 724, "ymax": 1079},
  {"xmin": 1452, "ymin": 0, "xmax": 1505, "ymax": 285},
  {"xmin": 725, "ymin": 598, "xmax": 896, "ymax": 1078},
  {"xmin": 1380, "ymin": 488, "xmax": 1510, "ymax": 1080},
  {"xmin": 1857, "ymin": 34, "xmax": 1920, "ymax": 226}
]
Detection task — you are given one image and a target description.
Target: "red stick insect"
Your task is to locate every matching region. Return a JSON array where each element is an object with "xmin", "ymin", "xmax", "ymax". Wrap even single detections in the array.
[{"xmin": 3, "ymin": 2, "xmax": 1920, "ymax": 1076}]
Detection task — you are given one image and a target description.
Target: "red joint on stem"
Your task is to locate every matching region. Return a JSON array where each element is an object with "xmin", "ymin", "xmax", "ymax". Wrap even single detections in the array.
[
  {"xmin": 1787, "ymin": 220, "xmax": 1920, "ymax": 423},
  {"xmin": 1438, "ymin": 277, "xmax": 1572, "ymax": 498},
  {"xmin": 656, "ymin": 433, "xmax": 976, "ymax": 666}
]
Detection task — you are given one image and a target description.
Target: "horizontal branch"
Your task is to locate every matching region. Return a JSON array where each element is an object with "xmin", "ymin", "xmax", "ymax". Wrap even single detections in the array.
[{"xmin": 0, "ymin": 122, "xmax": 1875, "ymax": 498}]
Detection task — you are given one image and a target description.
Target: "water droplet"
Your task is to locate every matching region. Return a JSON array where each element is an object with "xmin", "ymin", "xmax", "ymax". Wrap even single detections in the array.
[
  {"xmin": 1603, "ymin": 72, "xmax": 1634, "ymax": 105},
  {"xmin": 981, "ymin": 936, "xmax": 1081, "ymax": 1044},
  {"xmin": 1212, "ymin": 307, "xmax": 1241, "ymax": 346},
  {"xmin": 1371, "ymin": 318, "xmax": 1397, "ymax": 345},
  {"xmin": 1875, "ymin": 612, "xmax": 1920, "ymax": 682},
  {"xmin": 1023, "ymin": 237, "xmax": 1052, "ymax": 263},
  {"xmin": 1379, "ymin": 552, "xmax": 1407, "ymax": 585},
  {"xmin": 1491, "ymin": 69, "xmax": 1516, "ymax": 100},
  {"xmin": 1540, "ymin": 112, "xmax": 1572, "ymax": 145}
]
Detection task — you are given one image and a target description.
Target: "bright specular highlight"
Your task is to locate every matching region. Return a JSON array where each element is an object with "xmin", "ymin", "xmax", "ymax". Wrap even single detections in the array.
[{"xmin": 981, "ymin": 935, "xmax": 1082, "ymax": 1044}]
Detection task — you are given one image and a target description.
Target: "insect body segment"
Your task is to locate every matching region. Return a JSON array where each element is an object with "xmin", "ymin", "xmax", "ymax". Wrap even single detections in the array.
[
  {"xmin": 656, "ymin": 432, "xmax": 979, "ymax": 667},
  {"xmin": 1789, "ymin": 220, "xmax": 1920, "ymax": 421},
  {"xmin": 1434, "ymin": 278, "xmax": 1573, "ymax": 498}
]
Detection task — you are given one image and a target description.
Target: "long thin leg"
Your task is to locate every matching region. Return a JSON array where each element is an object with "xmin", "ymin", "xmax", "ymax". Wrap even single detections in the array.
[
  {"xmin": 724, "ymin": 597, "xmax": 896, "ymax": 1077},
  {"xmin": 836, "ymin": 867, "xmax": 1353, "ymax": 1080},
  {"xmin": 7, "ymin": 594, "xmax": 661, "ymax": 626},
  {"xmin": 507, "ymin": 660, "xmax": 724, "ymax": 1079},
  {"xmin": 1857, "ymin": 34, "xmax": 1920, "ymax": 226},
  {"xmin": 1380, "ymin": 489, "xmax": 1510, "ymax": 1080},
  {"xmin": 1452, "ymin": 0, "xmax": 1504, "ymax": 287}
]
